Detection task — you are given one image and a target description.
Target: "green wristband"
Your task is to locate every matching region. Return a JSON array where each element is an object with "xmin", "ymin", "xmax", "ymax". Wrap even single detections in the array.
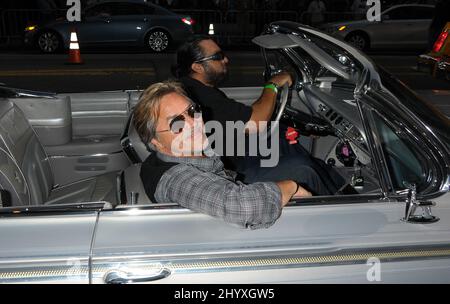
[{"xmin": 264, "ymin": 83, "xmax": 278, "ymax": 94}]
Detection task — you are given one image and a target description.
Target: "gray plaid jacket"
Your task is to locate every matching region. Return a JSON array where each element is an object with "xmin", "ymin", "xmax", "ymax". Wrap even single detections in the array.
[{"xmin": 154, "ymin": 152, "xmax": 282, "ymax": 229}]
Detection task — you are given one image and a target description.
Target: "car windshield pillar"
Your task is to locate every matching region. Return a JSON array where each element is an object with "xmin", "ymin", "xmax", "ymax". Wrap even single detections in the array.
[{"xmin": 355, "ymin": 98, "xmax": 393, "ymax": 198}]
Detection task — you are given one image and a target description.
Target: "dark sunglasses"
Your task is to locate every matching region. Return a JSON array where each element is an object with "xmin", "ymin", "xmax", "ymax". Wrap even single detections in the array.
[
  {"xmin": 157, "ymin": 103, "xmax": 202, "ymax": 134},
  {"xmin": 194, "ymin": 51, "xmax": 226, "ymax": 63}
]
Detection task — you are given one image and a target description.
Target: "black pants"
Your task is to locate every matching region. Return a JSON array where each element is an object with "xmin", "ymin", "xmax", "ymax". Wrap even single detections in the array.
[{"xmin": 234, "ymin": 132, "xmax": 346, "ymax": 196}]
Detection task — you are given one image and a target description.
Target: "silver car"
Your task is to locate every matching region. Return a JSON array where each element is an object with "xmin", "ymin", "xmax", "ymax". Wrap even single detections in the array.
[
  {"xmin": 0, "ymin": 21, "xmax": 449, "ymax": 284},
  {"xmin": 321, "ymin": 4, "xmax": 435, "ymax": 50}
]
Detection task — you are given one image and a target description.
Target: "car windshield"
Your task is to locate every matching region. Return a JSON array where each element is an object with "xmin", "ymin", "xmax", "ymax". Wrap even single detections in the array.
[
  {"xmin": 372, "ymin": 110, "xmax": 429, "ymax": 191},
  {"xmin": 378, "ymin": 68, "xmax": 450, "ymax": 148}
]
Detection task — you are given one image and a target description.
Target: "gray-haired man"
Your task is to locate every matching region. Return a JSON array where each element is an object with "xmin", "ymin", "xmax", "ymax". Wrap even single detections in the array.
[{"xmin": 133, "ymin": 81, "xmax": 312, "ymax": 229}]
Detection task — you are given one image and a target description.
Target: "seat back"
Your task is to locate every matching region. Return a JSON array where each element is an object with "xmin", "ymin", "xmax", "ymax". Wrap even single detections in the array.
[
  {"xmin": 0, "ymin": 148, "xmax": 30, "ymax": 207},
  {"xmin": 120, "ymin": 163, "xmax": 152, "ymax": 205},
  {"xmin": 120, "ymin": 114, "xmax": 152, "ymax": 164},
  {"xmin": 0, "ymin": 100, "xmax": 53, "ymax": 205}
]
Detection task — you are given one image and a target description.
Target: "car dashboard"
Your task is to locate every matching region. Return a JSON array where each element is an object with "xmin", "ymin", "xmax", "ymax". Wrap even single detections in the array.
[
  {"xmin": 282, "ymin": 82, "xmax": 374, "ymax": 173},
  {"xmin": 277, "ymin": 82, "xmax": 380, "ymax": 194},
  {"xmin": 307, "ymin": 84, "xmax": 368, "ymax": 145}
]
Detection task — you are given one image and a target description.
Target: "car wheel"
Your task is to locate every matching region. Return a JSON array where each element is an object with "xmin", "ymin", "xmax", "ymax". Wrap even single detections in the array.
[
  {"xmin": 37, "ymin": 31, "xmax": 61, "ymax": 53},
  {"xmin": 147, "ymin": 30, "xmax": 170, "ymax": 52},
  {"xmin": 345, "ymin": 32, "xmax": 369, "ymax": 51}
]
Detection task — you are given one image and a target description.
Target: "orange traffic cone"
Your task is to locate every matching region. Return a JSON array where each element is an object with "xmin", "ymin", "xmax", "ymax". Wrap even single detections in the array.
[{"xmin": 67, "ymin": 28, "xmax": 83, "ymax": 64}]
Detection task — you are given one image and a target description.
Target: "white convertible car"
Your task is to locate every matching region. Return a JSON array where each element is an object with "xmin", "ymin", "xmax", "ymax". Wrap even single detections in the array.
[{"xmin": 0, "ymin": 21, "xmax": 449, "ymax": 284}]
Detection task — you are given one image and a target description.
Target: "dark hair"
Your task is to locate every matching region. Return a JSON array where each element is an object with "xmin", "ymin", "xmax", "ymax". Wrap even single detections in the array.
[{"xmin": 172, "ymin": 35, "xmax": 212, "ymax": 78}]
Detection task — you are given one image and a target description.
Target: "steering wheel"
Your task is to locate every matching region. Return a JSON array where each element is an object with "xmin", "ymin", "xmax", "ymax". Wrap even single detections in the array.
[{"xmin": 271, "ymin": 83, "xmax": 290, "ymax": 136}]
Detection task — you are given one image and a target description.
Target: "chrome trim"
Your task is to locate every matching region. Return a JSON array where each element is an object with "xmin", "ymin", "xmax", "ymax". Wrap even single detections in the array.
[
  {"xmin": 88, "ymin": 212, "xmax": 101, "ymax": 284},
  {"xmin": 2, "ymin": 246, "xmax": 449, "ymax": 282},
  {"xmin": 0, "ymin": 257, "xmax": 89, "ymax": 265},
  {"xmin": 364, "ymin": 89, "xmax": 449, "ymax": 198},
  {"xmin": 104, "ymin": 267, "xmax": 171, "ymax": 284},
  {"xmin": 48, "ymin": 151, "xmax": 124, "ymax": 158},
  {"xmin": 0, "ymin": 264, "xmax": 90, "ymax": 283},
  {"xmin": 28, "ymin": 118, "xmax": 68, "ymax": 126},
  {"xmin": 72, "ymin": 110, "xmax": 128, "ymax": 117},
  {"xmin": 0, "ymin": 204, "xmax": 105, "ymax": 216},
  {"xmin": 90, "ymin": 245, "xmax": 450, "ymax": 280},
  {"xmin": 111, "ymin": 194, "xmax": 385, "ymax": 210},
  {"xmin": 418, "ymin": 54, "xmax": 438, "ymax": 62},
  {"xmin": 13, "ymin": 89, "xmax": 57, "ymax": 99},
  {"xmin": 356, "ymin": 99, "xmax": 391, "ymax": 198},
  {"xmin": 437, "ymin": 60, "xmax": 450, "ymax": 71}
]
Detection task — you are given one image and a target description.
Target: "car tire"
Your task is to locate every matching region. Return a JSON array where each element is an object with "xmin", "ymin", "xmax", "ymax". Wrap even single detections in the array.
[
  {"xmin": 37, "ymin": 31, "xmax": 62, "ymax": 53},
  {"xmin": 146, "ymin": 30, "xmax": 171, "ymax": 53},
  {"xmin": 345, "ymin": 32, "xmax": 369, "ymax": 51}
]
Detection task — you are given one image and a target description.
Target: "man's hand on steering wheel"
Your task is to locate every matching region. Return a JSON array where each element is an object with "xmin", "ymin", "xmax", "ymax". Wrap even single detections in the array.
[
  {"xmin": 267, "ymin": 71, "xmax": 293, "ymax": 137},
  {"xmin": 246, "ymin": 71, "xmax": 293, "ymax": 134},
  {"xmin": 268, "ymin": 71, "xmax": 293, "ymax": 88}
]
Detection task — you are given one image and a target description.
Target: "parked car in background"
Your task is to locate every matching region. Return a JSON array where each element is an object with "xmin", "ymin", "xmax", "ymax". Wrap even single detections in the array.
[
  {"xmin": 1, "ymin": 21, "xmax": 449, "ymax": 283},
  {"xmin": 24, "ymin": 0, "xmax": 195, "ymax": 53},
  {"xmin": 321, "ymin": 4, "xmax": 435, "ymax": 51},
  {"xmin": 418, "ymin": 22, "xmax": 450, "ymax": 80}
]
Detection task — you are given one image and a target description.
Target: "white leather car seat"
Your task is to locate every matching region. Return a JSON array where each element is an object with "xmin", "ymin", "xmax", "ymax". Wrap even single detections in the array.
[
  {"xmin": 120, "ymin": 114, "xmax": 152, "ymax": 164},
  {"xmin": 119, "ymin": 114, "xmax": 153, "ymax": 204},
  {"xmin": 0, "ymin": 100, "xmax": 119, "ymax": 207}
]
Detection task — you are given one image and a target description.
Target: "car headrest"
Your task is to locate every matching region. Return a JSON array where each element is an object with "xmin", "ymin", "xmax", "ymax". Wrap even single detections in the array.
[{"xmin": 120, "ymin": 114, "xmax": 152, "ymax": 163}]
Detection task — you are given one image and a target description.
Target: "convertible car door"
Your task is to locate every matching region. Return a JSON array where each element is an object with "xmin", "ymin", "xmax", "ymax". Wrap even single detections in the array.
[
  {"xmin": 90, "ymin": 193, "xmax": 450, "ymax": 284},
  {"xmin": 0, "ymin": 207, "xmax": 100, "ymax": 283}
]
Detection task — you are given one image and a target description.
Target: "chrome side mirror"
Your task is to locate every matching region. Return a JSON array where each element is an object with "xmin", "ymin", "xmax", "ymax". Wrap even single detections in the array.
[{"xmin": 402, "ymin": 184, "xmax": 439, "ymax": 224}]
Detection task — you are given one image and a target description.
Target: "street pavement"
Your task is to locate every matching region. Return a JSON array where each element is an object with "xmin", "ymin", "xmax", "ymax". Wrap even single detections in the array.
[{"xmin": 0, "ymin": 51, "xmax": 449, "ymax": 115}]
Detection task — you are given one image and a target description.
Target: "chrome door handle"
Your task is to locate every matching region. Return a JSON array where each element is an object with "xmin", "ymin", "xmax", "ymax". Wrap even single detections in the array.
[{"xmin": 104, "ymin": 268, "xmax": 171, "ymax": 284}]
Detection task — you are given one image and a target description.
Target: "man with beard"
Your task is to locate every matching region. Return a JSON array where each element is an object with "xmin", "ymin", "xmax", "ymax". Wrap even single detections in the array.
[{"xmin": 173, "ymin": 37, "xmax": 347, "ymax": 196}]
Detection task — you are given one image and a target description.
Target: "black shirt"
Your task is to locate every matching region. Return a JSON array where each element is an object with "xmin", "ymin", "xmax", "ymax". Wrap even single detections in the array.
[
  {"xmin": 180, "ymin": 77, "xmax": 254, "ymax": 170},
  {"xmin": 180, "ymin": 77, "xmax": 253, "ymax": 127},
  {"xmin": 140, "ymin": 153, "xmax": 177, "ymax": 203}
]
